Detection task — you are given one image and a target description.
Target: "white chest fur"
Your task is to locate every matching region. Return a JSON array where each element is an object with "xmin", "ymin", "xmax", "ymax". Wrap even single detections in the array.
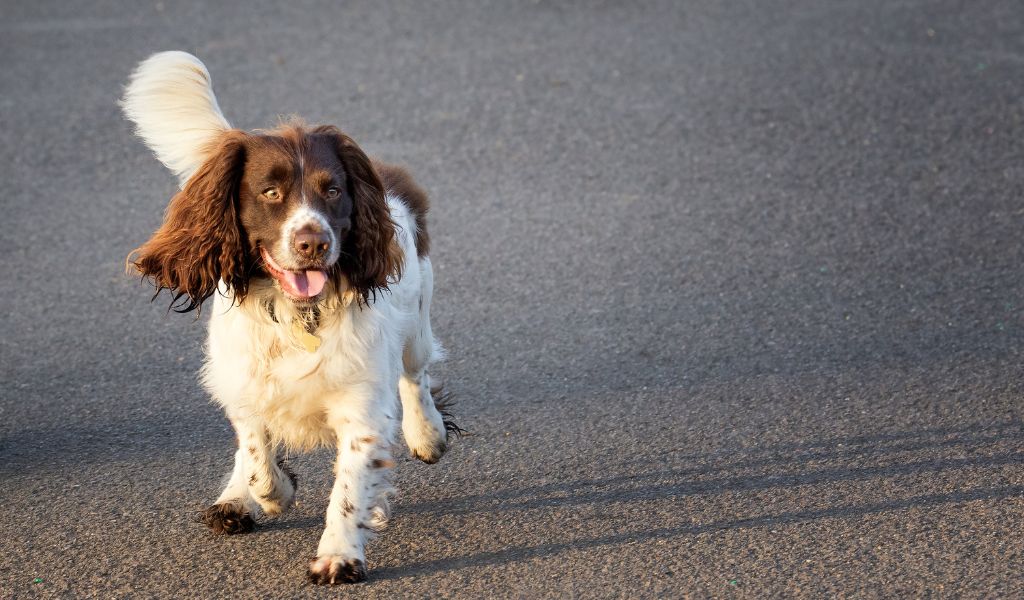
[{"xmin": 199, "ymin": 197, "xmax": 423, "ymax": 449}]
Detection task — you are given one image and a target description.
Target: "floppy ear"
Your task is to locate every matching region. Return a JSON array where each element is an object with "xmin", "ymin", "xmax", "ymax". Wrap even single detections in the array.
[
  {"xmin": 129, "ymin": 131, "xmax": 251, "ymax": 313},
  {"xmin": 315, "ymin": 126, "xmax": 404, "ymax": 304}
]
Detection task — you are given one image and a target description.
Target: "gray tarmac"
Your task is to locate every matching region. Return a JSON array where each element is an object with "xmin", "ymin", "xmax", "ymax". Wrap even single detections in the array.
[{"xmin": 1, "ymin": 0, "xmax": 1022, "ymax": 597}]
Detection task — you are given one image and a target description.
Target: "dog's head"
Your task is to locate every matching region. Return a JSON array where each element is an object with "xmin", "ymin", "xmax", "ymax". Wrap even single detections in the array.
[
  {"xmin": 122, "ymin": 53, "xmax": 401, "ymax": 311},
  {"xmin": 130, "ymin": 125, "xmax": 402, "ymax": 311}
]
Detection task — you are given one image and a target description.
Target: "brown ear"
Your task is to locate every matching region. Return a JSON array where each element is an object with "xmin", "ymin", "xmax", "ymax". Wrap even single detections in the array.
[
  {"xmin": 315, "ymin": 126, "xmax": 403, "ymax": 304},
  {"xmin": 129, "ymin": 131, "xmax": 250, "ymax": 313}
]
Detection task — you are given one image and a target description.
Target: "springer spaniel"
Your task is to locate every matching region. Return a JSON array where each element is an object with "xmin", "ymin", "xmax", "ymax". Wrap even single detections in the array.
[{"xmin": 121, "ymin": 51, "xmax": 457, "ymax": 584}]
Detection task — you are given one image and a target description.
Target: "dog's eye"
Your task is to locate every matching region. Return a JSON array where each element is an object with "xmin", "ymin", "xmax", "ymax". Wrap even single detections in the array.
[
  {"xmin": 262, "ymin": 187, "xmax": 282, "ymax": 201},
  {"xmin": 326, "ymin": 187, "xmax": 340, "ymax": 200}
]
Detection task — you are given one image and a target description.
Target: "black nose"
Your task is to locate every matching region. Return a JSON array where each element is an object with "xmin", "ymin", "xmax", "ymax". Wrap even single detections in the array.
[{"xmin": 293, "ymin": 226, "xmax": 330, "ymax": 260}]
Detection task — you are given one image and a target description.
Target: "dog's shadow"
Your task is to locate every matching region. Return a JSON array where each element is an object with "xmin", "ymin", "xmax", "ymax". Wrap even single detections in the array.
[
  {"xmin": 257, "ymin": 515, "xmax": 324, "ymax": 532},
  {"xmin": 358, "ymin": 420, "xmax": 1023, "ymax": 581}
]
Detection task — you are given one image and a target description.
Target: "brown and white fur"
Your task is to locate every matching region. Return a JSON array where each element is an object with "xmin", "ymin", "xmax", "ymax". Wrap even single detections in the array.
[{"xmin": 121, "ymin": 51, "xmax": 453, "ymax": 584}]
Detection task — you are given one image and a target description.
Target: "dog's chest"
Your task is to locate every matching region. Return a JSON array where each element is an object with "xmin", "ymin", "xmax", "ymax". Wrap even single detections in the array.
[
  {"xmin": 253, "ymin": 316, "xmax": 361, "ymax": 394},
  {"xmin": 204, "ymin": 291, "xmax": 403, "ymax": 448}
]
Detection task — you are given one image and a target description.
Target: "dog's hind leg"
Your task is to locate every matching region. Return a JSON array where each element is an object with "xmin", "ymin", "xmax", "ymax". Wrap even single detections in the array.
[{"xmin": 399, "ymin": 257, "xmax": 450, "ymax": 464}]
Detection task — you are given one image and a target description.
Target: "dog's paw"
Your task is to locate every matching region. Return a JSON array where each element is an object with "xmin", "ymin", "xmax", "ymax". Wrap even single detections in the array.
[
  {"xmin": 405, "ymin": 416, "xmax": 448, "ymax": 464},
  {"xmin": 308, "ymin": 556, "xmax": 367, "ymax": 585},
  {"xmin": 199, "ymin": 502, "xmax": 255, "ymax": 534},
  {"xmin": 409, "ymin": 433, "xmax": 447, "ymax": 464}
]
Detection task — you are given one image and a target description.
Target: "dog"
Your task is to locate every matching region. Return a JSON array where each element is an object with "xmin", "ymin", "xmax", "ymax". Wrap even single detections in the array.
[{"xmin": 121, "ymin": 51, "xmax": 457, "ymax": 584}]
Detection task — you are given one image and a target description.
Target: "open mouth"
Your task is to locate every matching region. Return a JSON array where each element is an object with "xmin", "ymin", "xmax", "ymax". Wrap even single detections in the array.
[{"xmin": 260, "ymin": 247, "xmax": 329, "ymax": 300}]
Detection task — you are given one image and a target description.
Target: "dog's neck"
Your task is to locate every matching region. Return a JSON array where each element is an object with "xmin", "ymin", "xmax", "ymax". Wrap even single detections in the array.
[{"xmin": 264, "ymin": 298, "xmax": 321, "ymax": 334}]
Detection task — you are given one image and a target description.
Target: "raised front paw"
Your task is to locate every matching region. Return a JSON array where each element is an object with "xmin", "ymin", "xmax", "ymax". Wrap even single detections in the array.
[
  {"xmin": 404, "ymin": 413, "xmax": 448, "ymax": 464},
  {"xmin": 199, "ymin": 502, "xmax": 256, "ymax": 534},
  {"xmin": 408, "ymin": 430, "xmax": 447, "ymax": 464},
  {"xmin": 308, "ymin": 556, "xmax": 367, "ymax": 585}
]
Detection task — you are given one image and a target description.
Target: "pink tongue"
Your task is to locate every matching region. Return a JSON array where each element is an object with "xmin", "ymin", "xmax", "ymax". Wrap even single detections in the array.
[{"xmin": 280, "ymin": 269, "xmax": 328, "ymax": 298}]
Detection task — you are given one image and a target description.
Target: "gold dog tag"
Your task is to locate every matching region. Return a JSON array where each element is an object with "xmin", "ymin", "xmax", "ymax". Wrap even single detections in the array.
[{"xmin": 291, "ymin": 320, "xmax": 321, "ymax": 353}]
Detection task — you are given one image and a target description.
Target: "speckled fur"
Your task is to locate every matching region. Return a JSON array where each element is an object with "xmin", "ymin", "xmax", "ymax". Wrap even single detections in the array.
[{"xmin": 122, "ymin": 51, "xmax": 453, "ymax": 585}]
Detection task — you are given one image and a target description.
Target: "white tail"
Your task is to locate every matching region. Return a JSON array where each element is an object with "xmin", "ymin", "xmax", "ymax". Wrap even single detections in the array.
[{"xmin": 121, "ymin": 51, "xmax": 232, "ymax": 187}]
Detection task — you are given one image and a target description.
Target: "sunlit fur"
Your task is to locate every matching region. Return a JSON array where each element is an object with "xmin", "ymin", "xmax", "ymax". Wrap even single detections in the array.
[
  {"xmin": 121, "ymin": 51, "xmax": 232, "ymax": 186},
  {"xmin": 128, "ymin": 131, "xmax": 250, "ymax": 312},
  {"xmin": 202, "ymin": 197, "xmax": 448, "ymax": 581},
  {"xmin": 122, "ymin": 51, "xmax": 450, "ymax": 585}
]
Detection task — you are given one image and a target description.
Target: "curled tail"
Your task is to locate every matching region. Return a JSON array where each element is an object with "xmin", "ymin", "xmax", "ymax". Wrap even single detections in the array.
[{"xmin": 120, "ymin": 51, "xmax": 232, "ymax": 187}]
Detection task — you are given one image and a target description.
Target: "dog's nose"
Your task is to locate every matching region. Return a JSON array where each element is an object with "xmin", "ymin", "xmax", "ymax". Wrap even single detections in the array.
[{"xmin": 293, "ymin": 226, "xmax": 330, "ymax": 260}]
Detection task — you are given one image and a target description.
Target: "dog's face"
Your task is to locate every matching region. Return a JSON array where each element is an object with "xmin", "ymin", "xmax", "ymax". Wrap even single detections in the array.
[
  {"xmin": 237, "ymin": 131, "xmax": 352, "ymax": 301},
  {"xmin": 130, "ymin": 124, "xmax": 403, "ymax": 311}
]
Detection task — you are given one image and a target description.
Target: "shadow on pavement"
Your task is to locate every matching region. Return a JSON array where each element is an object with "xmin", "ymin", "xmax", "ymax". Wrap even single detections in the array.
[
  {"xmin": 373, "ymin": 484, "xmax": 1024, "ymax": 581},
  {"xmin": 373, "ymin": 420, "xmax": 1023, "ymax": 579}
]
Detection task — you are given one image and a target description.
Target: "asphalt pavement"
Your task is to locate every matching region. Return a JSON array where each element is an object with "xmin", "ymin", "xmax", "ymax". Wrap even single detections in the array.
[{"xmin": 1, "ymin": 0, "xmax": 1023, "ymax": 597}]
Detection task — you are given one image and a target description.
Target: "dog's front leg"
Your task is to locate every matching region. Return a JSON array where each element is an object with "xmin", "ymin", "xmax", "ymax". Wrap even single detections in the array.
[
  {"xmin": 201, "ymin": 413, "xmax": 296, "ymax": 534},
  {"xmin": 308, "ymin": 385, "xmax": 397, "ymax": 585}
]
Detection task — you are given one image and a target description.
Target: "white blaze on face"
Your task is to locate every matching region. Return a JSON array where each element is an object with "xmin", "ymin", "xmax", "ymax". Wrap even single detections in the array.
[
  {"xmin": 263, "ymin": 205, "xmax": 340, "ymax": 300},
  {"xmin": 277, "ymin": 205, "xmax": 340, "ymax": 266}
]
